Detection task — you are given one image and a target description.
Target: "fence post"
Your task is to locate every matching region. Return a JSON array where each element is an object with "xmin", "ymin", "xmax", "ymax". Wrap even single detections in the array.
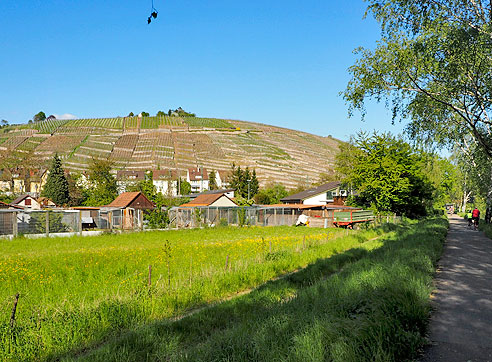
[
  {"xmin": 78, "ymin": 211, "xmax": 83, "ymax": 235},
  {"xmin": 139, "ymin": 209, "xmax": 143, "ymax": 231},
  {"xmin": 274, "ymin": 208, "xmax": 277, "ymax": 226},
  {"xmin": 45, "ymin": 211, "xmax": 49, "ymax": 237},
  {"xmin": 12, "ymin": 211, "xmax": 17, "ymax": 238},
  {"xmin": 10, "ymin": 293, "xmax": 20, "ymax": 329},
  {"xmin": 109, "ymin": 211, "xmax": 113, "ymax": 231}
]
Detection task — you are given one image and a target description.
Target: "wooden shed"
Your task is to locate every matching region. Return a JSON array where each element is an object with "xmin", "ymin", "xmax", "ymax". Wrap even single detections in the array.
[{"xmin": 107, "ymin": 191, "xmax": 154, "ymax": 230}]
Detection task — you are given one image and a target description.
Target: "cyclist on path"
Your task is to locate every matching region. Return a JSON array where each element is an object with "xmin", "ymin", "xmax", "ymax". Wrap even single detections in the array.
[{"xmin": 472, "ymin": 207, "xmax": 481, "ymax": 229}]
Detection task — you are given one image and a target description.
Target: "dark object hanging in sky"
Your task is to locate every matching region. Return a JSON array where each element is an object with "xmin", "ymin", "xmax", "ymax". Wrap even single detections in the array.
[{"xmin": 147, "ymin": 0, "xmax": 158, "ymax": 24}]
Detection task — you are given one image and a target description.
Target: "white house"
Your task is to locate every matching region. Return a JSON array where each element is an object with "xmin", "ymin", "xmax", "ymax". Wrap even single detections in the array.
[
  {"xmin": 280, "ymin": 181, "xmax": 348, "ymax": 206},
  {"xmin": 216, "ymin": 170, "xmax": 231, "ymax": 189},
  {"xmin": 11, "ymin": 194, "xmax": 41, "ymax": 209},
  {"xmin": 153, "ymin": 169, "xmax": 178, "ymax": 196},
  {"xmin": 187, "ymin": 167, "xmax": 209, "ymax": 193}
]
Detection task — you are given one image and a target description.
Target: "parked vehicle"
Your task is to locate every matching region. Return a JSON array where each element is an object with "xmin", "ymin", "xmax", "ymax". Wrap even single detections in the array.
[{"xmin": 333, "ymin": 210, "xmax": 374, "ymax": 229}]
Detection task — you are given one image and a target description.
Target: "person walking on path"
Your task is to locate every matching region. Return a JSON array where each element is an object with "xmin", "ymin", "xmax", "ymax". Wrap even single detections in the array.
[
  {"xmin": 421, "ymin": 214, "xmax": 492, "ymax": 361},
  {"xmin": 472, "ymin": 207, "xmax": 481, "ymax": 229}
]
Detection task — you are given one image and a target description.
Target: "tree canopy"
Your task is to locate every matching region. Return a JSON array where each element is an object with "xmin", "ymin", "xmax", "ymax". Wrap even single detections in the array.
[
  {"xmin": 254, "ymin": 183, "xmax": 288, "ymax": 205},
  {"xmin": 344, "ymin": 0, "xmax": 492, "ymax": 157},
  {"xmin": 336, "ymin": 132, "xmax": 434, "ymax": 217},
  {"xmin": 83, "ymin": 159, "xmax": 118, "ymax": 206},
  {"xmin": 33, "ymin": 111, "xmax": 46, "ymax": 123}
]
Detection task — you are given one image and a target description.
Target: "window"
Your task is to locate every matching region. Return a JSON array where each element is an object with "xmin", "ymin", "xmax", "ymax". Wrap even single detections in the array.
[{"xmin": 25, "ymin": 198, "xmax": 31, "ymax": 206}]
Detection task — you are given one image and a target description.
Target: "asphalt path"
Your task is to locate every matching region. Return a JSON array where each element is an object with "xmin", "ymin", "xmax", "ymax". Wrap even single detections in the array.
[{"xmin": 421, "ymin": 214, "xmax": 492, "ymax": 362}]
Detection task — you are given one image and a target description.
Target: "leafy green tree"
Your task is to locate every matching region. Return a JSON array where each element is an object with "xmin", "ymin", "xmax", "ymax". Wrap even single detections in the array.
[
  {"xmin": 156, "ymin": 111, "xmax": 166, "ymax": 117},
  {"xmin": 209, "ymin": 170, "xmax": 218, "ymax": 190},
  {"xmin": 255, "ymin": 183, "xmax": 288, "ymax": 205},
  {"xmin": 140, "ymin": 112, "xmax": 150, "ymax": 117},
  {"xmin": 41, "ymin": 154, "xmax": 70, "ymax": 206},
  {"xmin": 336, "ymin": 131, "xmax": 434, "ymax": 217},
  {"xmin": 128, "ymin": 112, "xmax": 134, "ymax": 117},
  {"xmin": 177, "ymin": 178, "xmax": 191, "ymax": 195},
  {"xmin": 344, "ymin": 1, "xmax": 492, "ymax": 155},
  {"xmin": 66, "ymin": 172, "xmax": 86, "ymax": 206},
  {"xmin": 316, "ymin": 171, "xmax": 337, "ymax": 185},
  {"xmin": 33, "ymin": 111, "xmax": 46, "ymax": 123},
  {"xmin": 83, "ymin": 159, "xmax": 118, "ymax": 206}
]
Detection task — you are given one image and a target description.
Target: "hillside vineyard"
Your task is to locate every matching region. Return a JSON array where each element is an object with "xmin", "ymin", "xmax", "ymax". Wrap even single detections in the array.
[{"xmin": 4, "ymin": 116, "xmax": 341, "ymax": 188}]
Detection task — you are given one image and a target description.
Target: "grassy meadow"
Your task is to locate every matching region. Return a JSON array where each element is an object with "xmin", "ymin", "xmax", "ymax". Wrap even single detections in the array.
[
  {"xmin": 0, "ymin": 225, "xmax": 392, "ymax": 361},
  {"xmin": 73, "ymin": 217, "xmax": 448, "ymax": 362}
]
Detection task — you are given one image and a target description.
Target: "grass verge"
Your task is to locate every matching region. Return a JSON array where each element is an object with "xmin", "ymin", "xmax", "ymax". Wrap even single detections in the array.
[{"xmin": 68, "ymin": 217, "xmax": 448, "ymax": 362}]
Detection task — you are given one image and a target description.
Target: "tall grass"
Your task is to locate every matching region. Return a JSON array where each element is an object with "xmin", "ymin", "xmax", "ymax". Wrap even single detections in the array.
[
  {"xmin": 0, "ymin": 225, "xmax": 388, "ymax": 361},
  {"xmin": 71, "ymin": 217, "xmax": 448, "ymax": 362}
]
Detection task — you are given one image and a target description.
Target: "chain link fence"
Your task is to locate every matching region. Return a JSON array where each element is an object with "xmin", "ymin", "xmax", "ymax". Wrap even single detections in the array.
[
  {"xmin": 168, "ymin": 206, "xmax": 304, "ymax": 228},
  {"xmin": 0, "ymin": 207, "xmax": 144, "ymax": 238}
]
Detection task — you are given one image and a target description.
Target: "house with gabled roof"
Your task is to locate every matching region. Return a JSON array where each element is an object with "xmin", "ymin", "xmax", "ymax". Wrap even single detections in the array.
[
  {"xmin": 153, "ymin": 169, "xmax": 179, "ymax": 196},
  {"xmin": 280, "ymin": 181, "xmax": 349, "ymax": 206},
  {"xmin": 179, "ymin": 193, "xmax": 237, "ymax": 208},
  {"xmin": 11, "ymin": 194, "xmax": 41, "ymax": 209},
  {"xmin": 187, "ymin": 167, "xmax": 209, "ymax": 193},
  {"xmin": 107, "ymin": 191, "xmax": 155, "ymax": 210},
  {"xmin": 216, "ymin": 170, "xmax": 231, "ymax": 189},
  {"xmin": 28, "ymin": 169, "xmax": 48, "ymax": 196},
  {"xmin": 106, "ymin": 191, "xmax": 154, "ymax": 230}
]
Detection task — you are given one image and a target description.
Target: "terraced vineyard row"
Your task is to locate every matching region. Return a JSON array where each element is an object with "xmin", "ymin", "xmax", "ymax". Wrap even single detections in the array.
[
  {"xmin": 64, "ymin": 118, "xmax": 124, "ymax": 129},
  {"xmin": 32, "ymin": 119, "xmax": 71, "ymax": 134},
  {"xmin": 182, "ymin": 117, "xmax": 234, "ymax": 129},
  {"xmin": 16, "ymin": 137, "xmax": 47, "ymax": 153}
]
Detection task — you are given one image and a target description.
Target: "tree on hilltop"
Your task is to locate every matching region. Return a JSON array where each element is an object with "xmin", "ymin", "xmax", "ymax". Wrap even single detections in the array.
[
  {"xmin": 33, "ymin": 111, "xmax": 46, "ymax": 123},
  {"xmin": 156, "ymin": 111, "xmax": 166, "ymax": 117},
  {"xmin": 41, "ymin": 154, "xmax": 70, "ymax": 206}
]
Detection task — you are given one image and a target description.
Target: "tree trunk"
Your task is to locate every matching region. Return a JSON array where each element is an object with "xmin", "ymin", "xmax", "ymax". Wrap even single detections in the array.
[{"xmin": 486, "ymin": 169, "xmax": 492, "ymax": 224}]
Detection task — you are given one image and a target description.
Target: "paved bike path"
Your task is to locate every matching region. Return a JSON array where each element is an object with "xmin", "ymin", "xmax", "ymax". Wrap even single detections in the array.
[{"xmin": 421, "ymin": 214, "xmax": 492, "ymax": 362}]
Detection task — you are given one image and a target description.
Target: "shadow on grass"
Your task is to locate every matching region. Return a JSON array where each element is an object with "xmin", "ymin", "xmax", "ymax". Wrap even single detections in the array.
[{"xmin": 58, "ymin": 218, "xmax": 448, "ymax": 362}]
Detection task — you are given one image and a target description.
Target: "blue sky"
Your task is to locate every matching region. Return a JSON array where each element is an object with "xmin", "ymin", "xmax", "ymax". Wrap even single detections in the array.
[{"xmin": 0, "ymin": 0, "xmax": 406, "ymax": 141}]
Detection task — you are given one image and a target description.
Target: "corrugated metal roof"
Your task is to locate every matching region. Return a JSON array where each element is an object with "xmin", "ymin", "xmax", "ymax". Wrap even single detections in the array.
[{"xmin": 280, "ymin": 181, "xmax": 341, "ymax": 202}]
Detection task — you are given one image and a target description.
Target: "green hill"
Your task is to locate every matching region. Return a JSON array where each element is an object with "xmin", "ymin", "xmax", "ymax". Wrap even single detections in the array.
[{"xmin": 1, "ymin": 116, "xmax": 342, "ymax": 188}]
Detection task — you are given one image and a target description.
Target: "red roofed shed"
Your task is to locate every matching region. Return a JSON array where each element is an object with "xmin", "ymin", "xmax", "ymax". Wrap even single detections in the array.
[{"xmin": 107, "ymin": 191, "xmax": 155, "ymax": 210}]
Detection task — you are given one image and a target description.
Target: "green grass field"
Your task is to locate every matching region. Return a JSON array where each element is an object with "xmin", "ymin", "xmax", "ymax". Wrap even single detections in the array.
[{"xmin": 0, "ymin": 220, "xmax": 447, "ymax": 361}]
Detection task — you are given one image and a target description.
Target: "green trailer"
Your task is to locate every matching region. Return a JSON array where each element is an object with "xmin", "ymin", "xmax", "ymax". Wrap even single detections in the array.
[{"xmin": 333, "ymin": 210, "xmax": 374, "ymax": 228}]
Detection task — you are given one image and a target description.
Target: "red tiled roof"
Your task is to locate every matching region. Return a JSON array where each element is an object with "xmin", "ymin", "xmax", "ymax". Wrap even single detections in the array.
[
  {"xmin": 153, "ymin": 169, "xmax": 178, "ymax": 180},
  {"xmin": 188, "ymin": 168, "xmax": 209, "ymax": 181},
  {"xmin": 116, "ymin": 170, "xmax": 145, "ymax": 181},
  {"xmin": 108, "ymin": 192, "xmax": 143, "ymax": 208}
]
